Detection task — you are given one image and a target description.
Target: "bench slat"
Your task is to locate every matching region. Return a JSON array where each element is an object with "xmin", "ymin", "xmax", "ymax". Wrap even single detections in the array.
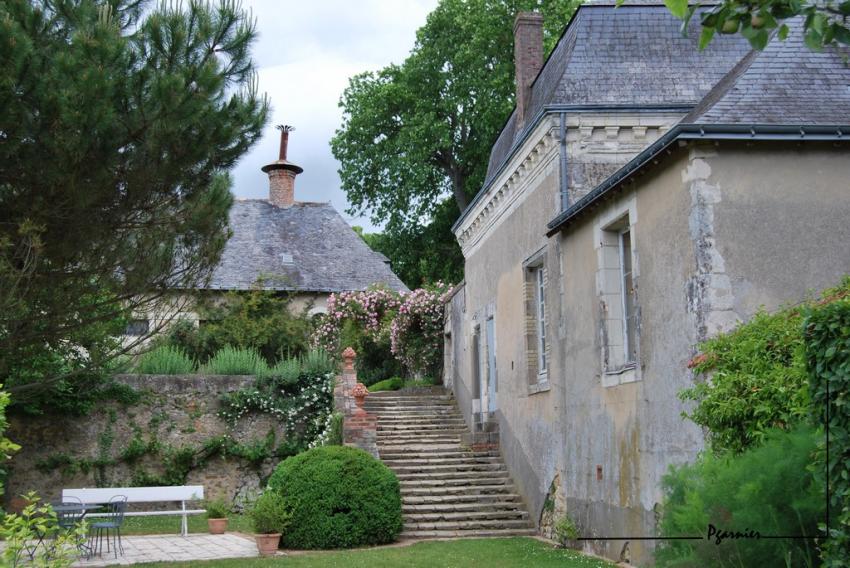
[
  {"xmin": 85, "ymin": 510, "xmax": 206, "ymax": 518},
  {"xmin": 63, "ymin": 486, "xmax": 204, "ymax": 503}
]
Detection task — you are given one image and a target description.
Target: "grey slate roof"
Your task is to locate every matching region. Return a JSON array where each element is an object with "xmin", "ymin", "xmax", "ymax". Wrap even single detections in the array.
[
  {"xmin": 686, "ymin": 20, "xmax": 850, "ymax": 124},
  {"xmin": 484, "ymin": 3, "xmax": 752, "ymax": 185},
  {"xmin": 547, "ymin": 20, "xmax": 850, "ymax": 235},
  {"xmin": 204, "ymin": 200, "xmax": 408, "ymax": 293}
]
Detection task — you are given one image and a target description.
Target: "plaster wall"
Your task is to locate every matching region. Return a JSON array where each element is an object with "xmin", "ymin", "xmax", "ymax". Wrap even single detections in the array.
[
  {"xmin": 451, "ymin": 134, "xmax": 850, "ymax": 566},
  {"xmin": 554, "ymin": 140, "xmax": 850, "ymax": 565},
  {"xmin": 698, "ymin": 141, "xmax": 850, "ymax": 319},
  {"xmin": 451, "ymin": 110, "xmax": 687, "ymax": 562}
]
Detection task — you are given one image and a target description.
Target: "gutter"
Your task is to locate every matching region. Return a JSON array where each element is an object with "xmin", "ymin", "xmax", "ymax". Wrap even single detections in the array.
[
  {"xmin": 452, "ymin": 103, "xmax": 695, "ymax": 233},
  {"xmin": 545, "ymin": 123, "xmax": 848, "ymax": 237}
]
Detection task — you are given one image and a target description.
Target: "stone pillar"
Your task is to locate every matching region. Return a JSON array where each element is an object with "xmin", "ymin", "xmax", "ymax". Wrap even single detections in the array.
[{"xmin": 334, "ymin": 348, "xmax": 379, "ymax": 458}]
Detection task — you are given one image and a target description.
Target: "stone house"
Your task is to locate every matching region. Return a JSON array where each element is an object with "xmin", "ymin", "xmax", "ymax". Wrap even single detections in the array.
[
  {"xmin": 445, "ymin": 4, "xmax": 850, "ymax": 565},
  {"xmin": 125, "ymin": 127, "xmax": 407, "ymax": 338}
]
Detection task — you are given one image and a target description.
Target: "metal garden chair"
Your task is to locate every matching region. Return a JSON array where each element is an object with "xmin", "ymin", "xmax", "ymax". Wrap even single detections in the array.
[{"xmin": 90, "ymin": 495, "xmax": 127, "ymax": 558}]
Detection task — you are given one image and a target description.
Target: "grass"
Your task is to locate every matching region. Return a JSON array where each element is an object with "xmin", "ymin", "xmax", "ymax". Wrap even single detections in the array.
[
  {"xmin": 135, "ymin": 537, "xmax": 614, "ymax": 567},
  {"xmin": 121, "ymin": 514, "xmax": 253, "ymax": 535}
]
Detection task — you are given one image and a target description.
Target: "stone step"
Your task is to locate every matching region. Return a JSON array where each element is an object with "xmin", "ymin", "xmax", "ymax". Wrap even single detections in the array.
[
  {"xmin": 382, "ymin": 456, "xmax": 502, "ymax": 467},
  {"xmin": 402, "ymin": 501, "xmax": 525, "ymax": 514},
  {"xmin": 380, "ymin": 451, "xmax": 500, "ymax": 461},
  {"xmin": 402, "ymin": 483, "xmax": 516, "ymax": 497},
  {"xmin": 365, "ymin": 399, "xmax": 455, "ymax": 406},
  {"xmin": 403, "ymin": 519, "xmax": 534, "ymax": 532},
  {"xmin": 391, "ymin": 463, "xmax": 506, "ymax": 474},
  {"xmin": 402, "ymin": 528, "xmax": 537, "ymax": 539},
  {"xmin": 404, "ymin": 509, "xmax": 529, "ymax": 523},
  {"xmin": 377, "ymin": 443, "xmax": 466, "ymax": 453},
  {"xmin": 377, "ymin": 423, "xmax": 466, "ymax": 431},
  {"xmin": 399, "ymin": 477, "xmax": 510, "ymax": 489},
  {"xmin": 377, "ymin": 434, "xmax": 463, "ymax": 443},
  {"xmin": 363, "ymin": 405, "xmax": 463, "ymax": 416},
  {"xmin": 369, "ymin": 387, "xmax": 448, "ymax": 397},
  {"xmin": 377, "ymin": 430, "xmax": 460, "ymax": 443},
  {"xmin": 365, "ymin": 407, "xmax": 463, "ymax": 419},
  {"xmin": 377, "ymin": 419, "xmax": 467, "ymax": 427},
  {"xmin": 403, "ymin": 493, "xmax": 524, "ymax": 506},
  {"xmin": 396, "ymin": 470, "xmax": 509, "ymax": 482}
]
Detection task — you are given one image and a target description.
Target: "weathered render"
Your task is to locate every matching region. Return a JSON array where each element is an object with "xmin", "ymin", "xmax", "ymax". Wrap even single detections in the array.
[{"xmin": 448, "ymin": 6, "xmax": 850, "ymax": 565}]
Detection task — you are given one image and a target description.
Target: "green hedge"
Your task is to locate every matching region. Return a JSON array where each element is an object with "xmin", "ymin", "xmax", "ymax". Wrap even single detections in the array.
[
  {"xmin": 805, "ymin": 290, "xmax": 850, "ymax": 566},
  {"xmin": 267, "ymin": 446, "xmax": 402, "ymax": 549}
]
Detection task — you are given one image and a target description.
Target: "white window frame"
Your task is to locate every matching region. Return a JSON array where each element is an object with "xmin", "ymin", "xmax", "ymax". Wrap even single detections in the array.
[
  {"xmin": 594, "ymin": 197, "xmax": 640, "ymax": 387},
  {"xmin": 535, "ymin": 266, "xmax": 547, "ymax": 375},
  {"xmin": 618, "ymin": 227, "xmax": 636, "ymax": 366}
]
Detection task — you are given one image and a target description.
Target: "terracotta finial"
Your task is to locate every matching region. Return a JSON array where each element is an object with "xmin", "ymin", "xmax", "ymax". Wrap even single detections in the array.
[
  {"xmin": 342, "ymin": 347, "xmax": 357, "ymax": 373},
  {"xmin": 352, "ymin": 382, "xmax": 369, "ymax": 408}
]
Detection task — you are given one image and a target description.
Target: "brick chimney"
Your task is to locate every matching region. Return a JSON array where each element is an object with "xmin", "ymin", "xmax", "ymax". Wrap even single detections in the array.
[
  {"xmin": 261, "ymin": 125, "xmax": 303, "ymax": 208},
  {"xmin": 513, "ymin": 12, "xmax": 544, "ymax": 130}
]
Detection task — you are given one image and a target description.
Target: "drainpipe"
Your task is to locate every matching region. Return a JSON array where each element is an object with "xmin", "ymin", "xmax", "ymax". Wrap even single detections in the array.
[{"xmin": 558, "ymin": 112, "xmax": 569, "ymax": 211}]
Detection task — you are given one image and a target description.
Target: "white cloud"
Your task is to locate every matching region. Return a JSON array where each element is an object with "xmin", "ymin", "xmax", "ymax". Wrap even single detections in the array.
[{"xmin": 231, "ymin": 0, "xmax": 439, "ymax": 231}]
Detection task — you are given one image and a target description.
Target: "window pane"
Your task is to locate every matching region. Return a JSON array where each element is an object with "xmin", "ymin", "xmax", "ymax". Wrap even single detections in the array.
[
  {"xmin": 621, "ymin": 230, "xmax": 636, "ymax": 362},
  {"xmin": 123, "ymin": 319, "xmax": 149, "ymax": 336},
  {"xmin": 536, "ymin": 267, "xmax": 547, "ymax": 372}
]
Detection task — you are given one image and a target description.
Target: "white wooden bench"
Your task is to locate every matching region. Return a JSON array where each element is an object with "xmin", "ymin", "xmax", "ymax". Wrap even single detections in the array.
[{"xmin": 62, "ymin": 485, "xmax": 205, "ymax": 536}]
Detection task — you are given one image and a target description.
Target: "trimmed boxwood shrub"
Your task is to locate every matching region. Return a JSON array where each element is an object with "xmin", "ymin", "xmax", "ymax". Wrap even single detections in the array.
[{"xmin": 266, "ymin": 446, "xmax": 402, "ymax": 549}]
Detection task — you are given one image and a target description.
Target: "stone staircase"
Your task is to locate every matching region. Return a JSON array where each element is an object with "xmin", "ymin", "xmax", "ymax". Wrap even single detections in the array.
[{"xmin": 363, "ymin": 388, "xmax": 535, "ymax": 539}]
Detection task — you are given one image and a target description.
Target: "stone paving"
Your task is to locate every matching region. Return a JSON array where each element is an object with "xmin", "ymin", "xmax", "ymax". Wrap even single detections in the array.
[{"xmin": 74, "ymin": 533, "xmax": 259, "ymax": 566}]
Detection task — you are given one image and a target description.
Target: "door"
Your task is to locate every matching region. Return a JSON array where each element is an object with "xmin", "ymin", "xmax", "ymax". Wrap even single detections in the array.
[{"xmin": 486, "ymin": 316, "xmax": 497, "ymax": 412}]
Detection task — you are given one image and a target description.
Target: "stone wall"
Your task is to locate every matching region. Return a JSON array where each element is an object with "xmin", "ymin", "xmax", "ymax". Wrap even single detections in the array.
[{"xmin": 5, "ymin": 374, "xmax": 287, "ymax": 509}]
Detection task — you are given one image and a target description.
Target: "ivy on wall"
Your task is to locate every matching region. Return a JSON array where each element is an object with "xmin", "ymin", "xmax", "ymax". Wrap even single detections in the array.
[
  {"xmin": 804, "ymin": 283, "xmax": 850, "ymax": 567},
  {"xmin": 32, "ymin": 351, "xmax": 339, "ymax": 489}
]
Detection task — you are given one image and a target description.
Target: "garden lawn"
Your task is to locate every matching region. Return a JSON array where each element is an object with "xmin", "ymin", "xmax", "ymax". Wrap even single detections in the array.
[
  {"xmin": 121, "ymin": 514, "xmax": 252, "ymax": 535},
  {"xmin": 136, "ymin": 537, "xmax": 614, "ymax": 567}
]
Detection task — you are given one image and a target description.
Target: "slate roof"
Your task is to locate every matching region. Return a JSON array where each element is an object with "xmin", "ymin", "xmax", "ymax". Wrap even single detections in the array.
[
  {"xmin": 546, "ymin": 20, "xmax": 850, "ymax": 235},
  {"xmin": 686, "ymin": 20, "xmax": 850, "ymax": 124},
  {"xmin": 484, "ymin": 2, "xmax": 752, "ymax": 186},
  {"xmin": 204, "ymin": 200, "xmax": 408, "ymax": 293}
]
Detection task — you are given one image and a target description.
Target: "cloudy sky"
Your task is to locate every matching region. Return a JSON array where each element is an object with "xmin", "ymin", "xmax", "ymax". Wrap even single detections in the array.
[{"xmin": 231, "ymin": 0, "xmax": 439, "ymax": 231}]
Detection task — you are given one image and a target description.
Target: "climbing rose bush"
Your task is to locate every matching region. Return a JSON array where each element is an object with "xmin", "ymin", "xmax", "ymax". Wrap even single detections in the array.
[
  {"xmin": 390, "ymin": 283, "xmax": 452, "ymax": 377},
  {"xmin": 312, "ymin": 287, "xmax": 402, "ymax": 353},
  {"xmin": 312, "ymin": 283, "xmax": 452, "ymax": 378}
]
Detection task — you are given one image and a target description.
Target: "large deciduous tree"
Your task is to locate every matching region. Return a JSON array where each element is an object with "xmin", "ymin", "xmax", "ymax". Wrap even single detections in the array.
[
  {"xmin": 332, "ymin": 0, "xmax": 578, "ymax": 288},
  {"xmin": 0, "ymin": 0, "xmax": 268, "ymax": 405}
]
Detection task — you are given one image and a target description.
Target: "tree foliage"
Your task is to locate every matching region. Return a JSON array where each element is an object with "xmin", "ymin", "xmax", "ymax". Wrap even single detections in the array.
[
  {"xmin": 332, "ymin": 0, "xmax": 579, "ymax": 287},
  {"xmin": 658, "ymin": 0, "xmax": 850, "ymax": 50},
  {"xmin": 163, "ymin": 288, "xmax": 313, "ymax": 366},
  {"xmin": 0, "ymin": 0, "xmax": 268, "ymax": 398}
]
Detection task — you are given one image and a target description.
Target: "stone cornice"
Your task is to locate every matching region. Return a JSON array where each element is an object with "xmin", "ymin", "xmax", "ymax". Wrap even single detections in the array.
[{"xmin": 455, "ymin": 117, "xmax": 559, "ymax": 256}]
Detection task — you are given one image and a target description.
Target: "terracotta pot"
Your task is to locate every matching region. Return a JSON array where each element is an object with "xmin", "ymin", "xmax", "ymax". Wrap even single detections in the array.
[
  {"xmin": 255, "ymin": 533, "xmax": 281, "ymax": 556},
  {"xmin": 207, "ymin": 518, "xmax": 228, "ymax": 534}
]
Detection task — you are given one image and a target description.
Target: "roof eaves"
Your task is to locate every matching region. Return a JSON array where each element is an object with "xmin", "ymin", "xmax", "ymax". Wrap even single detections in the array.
[{"xmin": 545, "ymin": 123, "xmax": 850, "ymax": 236}]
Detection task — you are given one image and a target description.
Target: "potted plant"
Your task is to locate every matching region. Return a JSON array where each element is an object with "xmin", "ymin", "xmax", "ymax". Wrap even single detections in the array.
[
  {"xmin": 249, "ymin": 491, "xmax": 291, "ymax": 556},
  {"xmin": 204, "ymin": 499, "xmax": 230, "ymax": 534}
]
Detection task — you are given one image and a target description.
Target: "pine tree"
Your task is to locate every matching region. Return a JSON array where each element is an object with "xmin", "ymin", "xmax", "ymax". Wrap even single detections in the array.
[{"xmin": 0, "ymin": 0, "xmax": 268, "ymax": 403}]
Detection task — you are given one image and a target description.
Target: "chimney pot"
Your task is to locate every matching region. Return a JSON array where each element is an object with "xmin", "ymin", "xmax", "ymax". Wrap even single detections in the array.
[
  {"xmin": 513, "ymin": 12, "xmax": 544, "ymax": 130},
  {"xmin": 261, "ymin": 124, "xmax": 303, "ymax": 208}
]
